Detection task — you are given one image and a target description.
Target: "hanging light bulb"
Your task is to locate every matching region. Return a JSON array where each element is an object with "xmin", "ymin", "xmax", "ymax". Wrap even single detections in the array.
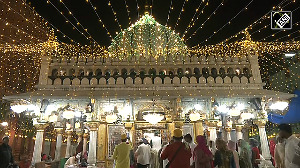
[{"xmin": 270, "ymin": 101, "xmax": 289, "ymax": 110}]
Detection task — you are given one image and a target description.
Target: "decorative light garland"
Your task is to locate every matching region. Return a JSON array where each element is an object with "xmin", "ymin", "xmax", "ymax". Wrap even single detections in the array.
[
  {"xmin": 58, "ymin": 0, "xmax": 100, "ymax": 45},
  {"xmin": 87, "ymin": 0, "xmax": 113, "ymax": 39},
  {"xmin": 184, "ymin": 0, "xmax": 223, "ymax": 41},
  {"xmin": 165, "ymin": 0, "xmax": 173, "ymax": 26},
  {"xmin": 108, "ymin": 0, "xmax": 122, "ymax": 31},
  {"xmin": 199, "ymin": 0, "xmax": 254, "ymax": 44},
  {"xmin": 174, "ymin": 0, "xmax": 188, "ymax": 30},
  {"xmin": 108, "ymin": 14, "xmax": 188, "ymax": 60},
  {"xmin": 181, "ymin": 0, "xmax": 206, "ymax": 38}
]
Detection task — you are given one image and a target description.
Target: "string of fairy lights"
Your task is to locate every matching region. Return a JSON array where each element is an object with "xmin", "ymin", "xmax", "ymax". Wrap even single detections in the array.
[
  {"xmin": 21, "ymin": 0, "xmax": 80, "ymax": 45},
  {"xmin": 124, "ymin": 0, "xmax": 131, "ymax": 25},
  {"xmin": 165, "ymin": 0, "xmax": 172, "ymax": 26},
  {"xmin": 108, "ymin": 0, "xmax": 122, "ymax": 32},
  {"xmin": 185, "ymin": 0, "xmax": 224, "ymax": 41},
  {"xmin": 87, "ymin": 0, "xmax": 113, "ymax": 40},
  {"xmin": 220, "ymin": 0, "xmax": 293, "ymax": 44},
  {"xmin": 0, "ymin": 17, "xmax": 45, "ymax": 43},
  {"xmin": 57, "ymin": 0, "xmax": 100, "ymax": 45},
  {"xmin": 199, "ymin": 0, "xmax": 254, "ymax": 44},
  {"xmin": 46, "ymin": 0, "xmax": 92, "ymax": 44},
  {"xmin": 173, "ymin": 0, "xmax": 188, "ymax": 30},
  {"xmin": 0, "ymin": 0, "xmax": 49, "ymax": 36},
  {"xmin": 257, "ymin": 21, "xmax": 300, "ymax": 42},
  {"xmin": 181, "ymin": 0, "xmax": 206, "ymax": 38}
]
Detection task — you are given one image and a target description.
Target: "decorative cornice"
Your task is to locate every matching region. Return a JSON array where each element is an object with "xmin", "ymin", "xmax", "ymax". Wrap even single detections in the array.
[
  {"xmin": 234, "ymin": 124, "xmax": 244, "ymax": 132},
  {"xmin": 54, "ymin": 127, "xmax": 64, "ymax": 134},
  {"xmin": 66, "ymin": 130, "xmax": 73, "ymax": 136},
  {"xmin": 253, "ymin": 118, "xmax": 267, "ymax": 127},
  {"xmin": 225, "ymin": 127, "xmax": 232, "ymax": 132},
  {"xmin": 83, "ymin": 133, "xmax": 89, "ymax": 138},
  {"xmin": 205, "ymin": 119, "xmax": 219, "ymax": 127},
  {"xmin": 34, "ymin": 123, "xmax": 48, "ymax": 131},
  {"xmin": 85, "ymin": 121, "xmax": 99, "ymax": 131}
]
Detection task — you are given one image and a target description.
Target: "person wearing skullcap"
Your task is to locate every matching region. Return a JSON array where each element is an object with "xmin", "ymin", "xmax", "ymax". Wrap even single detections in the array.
[
  {"xmin": 113, "ymin": 134, "xmax": 132, "ymax": 168},
  {"xmin": 161, "ymin": 129, "xmax": 192, "ymax": 168}
]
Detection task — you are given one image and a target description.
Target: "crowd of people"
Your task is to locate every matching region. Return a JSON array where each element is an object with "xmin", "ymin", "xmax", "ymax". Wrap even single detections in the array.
[
  {"xmin": 0, "ymin": 123, "xmax": 300, "ymax": 168},
  {"xmin": 113, "ymin": 123, "xmax": 300, "ymax": 168}
]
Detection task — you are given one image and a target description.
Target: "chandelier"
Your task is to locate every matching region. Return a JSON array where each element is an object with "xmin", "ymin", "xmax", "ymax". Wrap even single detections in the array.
[{"xmin": 142, "ymin": 103, "xmax": 165, "ymax": 125}]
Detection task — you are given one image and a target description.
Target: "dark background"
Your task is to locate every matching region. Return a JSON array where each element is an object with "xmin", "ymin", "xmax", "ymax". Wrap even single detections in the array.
[{"xmin": 26, "ymin": 0, "xmax": 300, "ymax": 46}]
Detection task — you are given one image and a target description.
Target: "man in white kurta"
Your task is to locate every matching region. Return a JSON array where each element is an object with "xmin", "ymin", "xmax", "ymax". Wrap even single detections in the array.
[
  {"xmin": 135, "ymin": 140, "xmax": 151, "ymax": 168},
  {"xmin": 279, "ymin": 124, "xmax": 300, "ymax": 168},
  {"xmin": 184, "ymin": 134, "xmax": 196, "ymax": 166}
]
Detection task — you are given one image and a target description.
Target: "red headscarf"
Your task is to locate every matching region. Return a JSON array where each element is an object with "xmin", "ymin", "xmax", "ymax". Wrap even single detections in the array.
[
  {"xmin": 269, "ymin": 139, "xmax": 276, "ymax": 157},
  {"xmin": 194, "ymin": 135, "xmax": 213, "ymax": 158}
]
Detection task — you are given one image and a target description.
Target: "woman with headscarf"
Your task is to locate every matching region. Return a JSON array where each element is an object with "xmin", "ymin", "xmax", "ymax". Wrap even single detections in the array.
[
  {"xmin": 214, "ymin": 139, "xmax": 236, "ymax": 168},
  {"xmin": 228, "ymin": 140, "xmax": 239, "ymax": 168},
  {"xmin": 193, "ymin": 135, "xmax": 213, "ymax": 168},
  {"xmin": 249, "ymin": 138, "xmax": 260, "ymax": 168},
  {"xmin": 237, "ymin": 139, "xmax": 252, "ymax": 168},
  {"xmin": 269, "ymin": 138, "xmax": 276, "ymax": 166}
]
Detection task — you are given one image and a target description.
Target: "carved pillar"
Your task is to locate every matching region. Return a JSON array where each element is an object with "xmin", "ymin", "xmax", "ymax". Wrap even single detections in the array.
[
  {"xmin": 194, "ymin": 121, "xmax": 204, "ymax": 137},
  {"xmin": 168, "ymin": 122, "xmax": 175, "ymax": 140},
  {"xmin": 206, "ymin": 120, "xmax": 218, "ymax": 142},
  {"xmin": 54, "ymin": 127, "xmax": 63, "ymax": 161},
  {"xmin": 254, "ymin": 119, "xmax": 273, "ymax": 167},
  {"xmin": 77, "ymin": 132, "xmax": 83, "ymax": 145},
  {"xmin": 83, "ymin": 132, "xmax": 89, "ymax": 154},
  {"xmin": 86, "ymin": 122, "xmax": 99, "ymax": 167},
  {"xmin": 65, "ymin": 131, "xmax": 72, "ymax": 158},
  {"xmin": 97, "ymin": 123, "xmax": 107, "ymax": 163},
  {"xmin": 235, "ymin": 124, "xmax": 243, "ymax": 140},
  {"xmin": 175, "ymin": 98, "xmax": 182, "ymax": 120},
  {"xmin": 225, "ymin": 127, "xmax": 231, "ymax": 142},
  {"xmin": 31, "ymin": 123, "xmax": 47, "ymax": 165}
]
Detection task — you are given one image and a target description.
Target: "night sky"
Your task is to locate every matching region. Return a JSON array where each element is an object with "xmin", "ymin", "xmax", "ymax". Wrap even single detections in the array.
[{"xmin": 26, "ymin": 0, "xmax": 300, "ymax": 47}]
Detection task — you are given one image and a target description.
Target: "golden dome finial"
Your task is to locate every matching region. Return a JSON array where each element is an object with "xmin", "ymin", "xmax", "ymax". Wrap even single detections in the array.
[{"xmin": 244, "ymin": 28, "xmax": 252, "ymax": 41}]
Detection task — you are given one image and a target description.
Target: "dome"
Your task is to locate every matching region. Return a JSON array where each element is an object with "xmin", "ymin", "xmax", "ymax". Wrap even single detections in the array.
[{"xmin": 108, "ymin": 14, "xmax": 188, "ymax": 60}]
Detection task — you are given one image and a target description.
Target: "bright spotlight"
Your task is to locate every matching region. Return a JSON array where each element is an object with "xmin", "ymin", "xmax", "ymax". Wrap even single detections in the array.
[
  {"xmin": 218, "ymin": 105, "xmax": 229, "ymax": 113},
  {"xmin": 194, "ymin": 104, "xmax": 202, "ymax": 110},
  {"xmin": 270, "ymin": 101, "xmax": 289, "ymax": 111}
]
